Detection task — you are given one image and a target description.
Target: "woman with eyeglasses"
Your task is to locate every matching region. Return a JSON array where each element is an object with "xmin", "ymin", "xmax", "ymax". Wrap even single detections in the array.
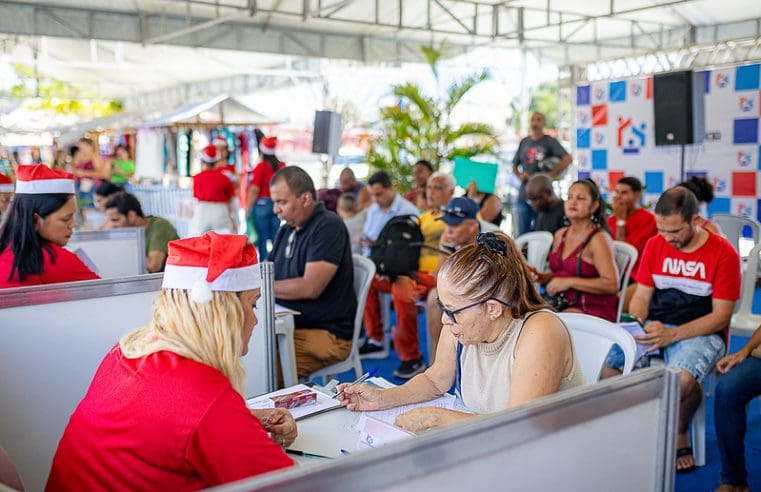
[{"xmin": 339, "ymin": 232, "xmax": 584, "ymax": 433}]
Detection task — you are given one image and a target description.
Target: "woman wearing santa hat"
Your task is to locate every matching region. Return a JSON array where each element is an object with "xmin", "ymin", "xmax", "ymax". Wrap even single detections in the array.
[
  {"xmin": 189, "ymin": 144, "xmax": 237, "ymax": 236},
  {"xmin": 247, "ymin": 136, "xmax": 285, "ymax": 259},
  {"xmin": 47, "ymin": 232, "xmax": 295, "ymax": 490},
  {"xmin": 0, "ymin": 165, "xmax": 100, "ymax": 288}
]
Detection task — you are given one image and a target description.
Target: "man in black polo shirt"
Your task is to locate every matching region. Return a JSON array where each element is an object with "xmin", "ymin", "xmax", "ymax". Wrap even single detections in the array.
[{"xmin": 268, "ymin": 166, "xmax": 356, "ymax": 378}]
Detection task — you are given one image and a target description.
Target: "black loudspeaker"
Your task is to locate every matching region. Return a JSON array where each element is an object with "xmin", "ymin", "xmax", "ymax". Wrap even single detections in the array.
[
  {"xmin": 653, "ymin": 70, "xmax": 705, "ymax": 146},
  {"xmin": 312, "ymin": 110, "xmax": 342, "ymax": 155}
]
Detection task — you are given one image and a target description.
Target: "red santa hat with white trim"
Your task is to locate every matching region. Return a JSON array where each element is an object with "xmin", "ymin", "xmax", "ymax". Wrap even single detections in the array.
[
  {"xmin": 259, "ymin": 136, "xmax": 277, "ymax": 155},
  {"xmin": 162, "ymin": 232, "xmax": 260, "ymax": 303},
  {"xmin": 199, "ymin": 144, "xmax": 220, "ymax": 164},
  {"xmin": 14, "ymin": 165, "xmax": 75, "ymax": 195},
  {"xmin": 0, "ymin": 174, "xmax": 13, "ymax": 193}
]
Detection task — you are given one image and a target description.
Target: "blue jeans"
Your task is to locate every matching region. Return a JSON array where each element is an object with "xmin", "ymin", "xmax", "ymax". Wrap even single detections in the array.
[
  {"xmin": 515, "ymin": 198, "xmax": 536, "ymax": 236},
  {"xmin": 714, "ymin": 356, "xmax": 761, "ymax": 486},
  {"xmin": 252, "ymin": 198, "xmax": 281, "ymax": 260}
]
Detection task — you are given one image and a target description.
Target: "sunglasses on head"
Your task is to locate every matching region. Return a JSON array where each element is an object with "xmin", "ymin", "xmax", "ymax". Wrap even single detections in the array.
[{"xmin": 435, "ymin": 296, "xmax": 511, "ymax": 324}]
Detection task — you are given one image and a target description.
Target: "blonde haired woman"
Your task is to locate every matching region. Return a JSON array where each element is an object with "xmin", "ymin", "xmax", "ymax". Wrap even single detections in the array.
[{"xmin": 47, "ymin": 233, "xmax": 294, "ymax": 491}]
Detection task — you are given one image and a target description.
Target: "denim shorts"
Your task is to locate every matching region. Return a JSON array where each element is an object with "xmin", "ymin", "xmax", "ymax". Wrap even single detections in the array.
[{"xmin": 606, "ymin": 323, "xmax": 726, "ymax": 383}]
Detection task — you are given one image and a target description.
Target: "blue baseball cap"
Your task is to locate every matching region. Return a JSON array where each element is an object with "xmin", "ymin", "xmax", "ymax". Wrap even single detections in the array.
[{"xmin": 437, "ymin": 197, "xmax": 479, "ymax": 226}]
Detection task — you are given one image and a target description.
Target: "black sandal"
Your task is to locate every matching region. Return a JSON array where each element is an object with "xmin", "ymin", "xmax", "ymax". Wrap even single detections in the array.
[{"xmin": 676, "ymin": 446, "xmax": 696, "ymax": 473}]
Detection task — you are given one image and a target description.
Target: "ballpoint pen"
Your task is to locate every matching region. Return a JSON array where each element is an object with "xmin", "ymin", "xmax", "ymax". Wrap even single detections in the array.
[
  {"xmin": 332, "ymin": 367, "xmax": 379, "ymax": 399},
  {"xmin": 284, "ymin": 449, "xmax": 333, "ymax": 459}
]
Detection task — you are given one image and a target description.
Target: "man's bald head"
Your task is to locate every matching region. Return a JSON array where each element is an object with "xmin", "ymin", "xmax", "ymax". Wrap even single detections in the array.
[{"xmin": 525, "ymin": 173, "xmax": 556, "ymax": 212}]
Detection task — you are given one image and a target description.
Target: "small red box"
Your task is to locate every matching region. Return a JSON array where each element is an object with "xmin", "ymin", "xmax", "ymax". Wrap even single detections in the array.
[{"xmin": 270, "ymin": 389, "xmax": 317, "ymax": 409}]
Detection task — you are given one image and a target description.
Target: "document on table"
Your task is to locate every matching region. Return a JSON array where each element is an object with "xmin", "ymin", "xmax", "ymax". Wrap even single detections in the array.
[
  {"xmin": 618, "ymin": 321, "xmax": 660, "ymax": 359},
  {"xmin": 246, "ymin": 384, "xmax": 341, "ymax": 421},
  {"xmin": 73, "ymin": 248, "xmax": 99, "ymax": 274},
  {"xmin": 359, "ymin": 393, "xmax": 458, "ymax": 426}
]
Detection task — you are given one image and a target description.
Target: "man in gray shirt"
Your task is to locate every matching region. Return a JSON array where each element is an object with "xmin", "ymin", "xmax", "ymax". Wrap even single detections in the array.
[
  {"xmin": 525, "ymin": 173, "xmax": 565, "ymax": 235},
  {"xmin": 512, "ymin": 112, "xmax": 571, "ymax": 235}
]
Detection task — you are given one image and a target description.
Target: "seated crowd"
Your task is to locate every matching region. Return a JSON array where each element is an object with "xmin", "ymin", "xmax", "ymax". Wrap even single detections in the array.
[{"xmin": 0, "ymin": 157, "xmax": 758, "ymax": 492}]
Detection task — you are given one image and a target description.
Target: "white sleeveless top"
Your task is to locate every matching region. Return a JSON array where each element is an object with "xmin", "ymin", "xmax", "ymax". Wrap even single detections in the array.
[{"xmin": 459, "ymin": 310, "xmax": 585, "ymax": 414}]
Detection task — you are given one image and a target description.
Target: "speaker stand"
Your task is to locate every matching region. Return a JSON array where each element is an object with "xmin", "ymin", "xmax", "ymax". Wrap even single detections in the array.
[{"xmin": 679, "ymin": 143, "xmax": 685, "ymax": 182}]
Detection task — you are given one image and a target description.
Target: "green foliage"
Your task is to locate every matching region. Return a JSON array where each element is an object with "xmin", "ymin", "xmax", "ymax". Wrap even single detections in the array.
[
  {"xmin": 5, "ymin": 63, "xmax": 122, "ymax": 117},
  {"xmin": 368, "ymin": 44, "xmax": 499, "ymax": 192}
]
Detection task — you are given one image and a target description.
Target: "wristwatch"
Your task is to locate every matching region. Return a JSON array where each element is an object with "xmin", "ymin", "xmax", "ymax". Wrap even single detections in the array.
[{"xmin": 616, "ymin": 219, "xmax": 626, "ymax": 227}]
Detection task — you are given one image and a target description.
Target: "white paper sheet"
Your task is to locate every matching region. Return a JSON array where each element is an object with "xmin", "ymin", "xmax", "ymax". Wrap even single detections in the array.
[
  {"xmin": 360, "ymin": 393, "xmax": 458, "ymax": 426},
  {"xmin": 246, "ymin": 384, "xmax": 341, "ymax": 421}
]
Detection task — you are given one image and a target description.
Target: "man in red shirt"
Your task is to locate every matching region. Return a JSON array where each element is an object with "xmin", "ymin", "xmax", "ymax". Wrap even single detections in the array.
[
  {"xmin": 604, "ymin": 187, "xmax": 741, "ymax": 473},
  {"xmin": 607, "ymin": 176, "xmax": 657, "ymax": 310}
]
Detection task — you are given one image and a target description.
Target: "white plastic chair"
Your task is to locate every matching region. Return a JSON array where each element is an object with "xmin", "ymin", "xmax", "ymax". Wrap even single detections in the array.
[
  {"xmin": 711, "ymin": 213, "xmax": 761, "ymax": 253},
  {"xmin": 309, "ymin": 255, "xmax": 375, "ymax": 382},
  {"xmin": 730, "ymin": 241, "xmax": 761, "ymax": 339},
  {"xmin": 612, "ymin": 241, "xmax": 638, "ymax": 322},
  {"xmin": 514, "ymin": 231, "xmax": 554, "ymax": 271},
  {"xmin": 556, "ymin": 312, "xmax": 637, "ymax": 383}
]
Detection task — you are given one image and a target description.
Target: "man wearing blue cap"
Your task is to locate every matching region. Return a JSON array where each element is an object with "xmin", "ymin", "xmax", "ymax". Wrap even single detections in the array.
[{"xmin": 426, "ymin": 197, "xmax": 481, "ymax": 363}]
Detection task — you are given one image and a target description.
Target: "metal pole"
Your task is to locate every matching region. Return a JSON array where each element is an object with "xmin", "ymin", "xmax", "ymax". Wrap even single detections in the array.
[{"xmin": 259, "ymin": 261, "xmax": 278, "ymax": 392}]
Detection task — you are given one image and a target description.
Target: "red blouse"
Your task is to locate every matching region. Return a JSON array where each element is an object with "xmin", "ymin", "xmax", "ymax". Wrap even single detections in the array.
[
  {"xmin": 0, "ymin": 242, "xmax": 99, "ymax": 288},
  {"xmin": 46, "ymin": 347, "xmax": 293, "ymax": 491}
]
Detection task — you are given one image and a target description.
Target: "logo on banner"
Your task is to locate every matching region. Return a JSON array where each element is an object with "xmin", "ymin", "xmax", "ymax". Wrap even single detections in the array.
[
  {"xmin": 594, "ymin": 87, "xmax": 606, "ymax": 101},
  {"xmin": 737, "ymin": 151, "xmax": 753, "ymax": 167},
  {"xmin": 594, "ymin": 131, "xmax": 605, "ymax": 145},
  {"xmin": 578, "ymin": 154, "xmax": 589, "ymax": 168},
  {"xmin": 739, "ymin": 97, "xmax": 754, "ymax": 112},
  {"xmin": 667, "ymin": 176, "xmax": 678, "ymax": 188},
  {"xmin": 577, "ymin": 111, "xmax": 590, "ymax": 125},
  {"xmin": 712, "ymin": 177, "xmax": 727, "ymax": 193},
  {"xmin": 715, "ymin": 73, "xmax": 729, "ymax": 88},
  {"xmin": 631, "ymin": 82, "xmax": 643, "ymax": 97},
  {"xmin": 737, "ymin": 202, "xmax": 752, "ymax": 217},
  {"xmin": 617, "ymin": 117, "xmax": 647, "ymax": 154}
]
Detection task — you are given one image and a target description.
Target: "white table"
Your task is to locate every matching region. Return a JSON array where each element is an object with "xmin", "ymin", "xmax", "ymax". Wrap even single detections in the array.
[{"xmin": 288, "ymin": 407, "xmax": 365, "ymax": 465}]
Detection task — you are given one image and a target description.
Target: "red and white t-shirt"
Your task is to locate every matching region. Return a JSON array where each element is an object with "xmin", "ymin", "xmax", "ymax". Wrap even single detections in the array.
[
  {"xmin": 47, "ymin": 346, "xmax": 293, "ymax": 491},
  {"xmin": 607, "ymin": 207, "xmax": 657, "ymax": 273},
  {"xmin": 193, "ymin": 168, "xmax": 235, "ymax": 203},
  {"xmin": 0, "ymin": 242, "xmax": 99, "ymax": 288},
  {"xmin": 635, "ymin": 232, "xmax": 740, "ymax": 326}
]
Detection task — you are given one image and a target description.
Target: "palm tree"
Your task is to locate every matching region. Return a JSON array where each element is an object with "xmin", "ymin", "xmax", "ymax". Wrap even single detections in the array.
[{"xmin": 367, "ymin": 44, "xmax": 499, "ymax": 191}]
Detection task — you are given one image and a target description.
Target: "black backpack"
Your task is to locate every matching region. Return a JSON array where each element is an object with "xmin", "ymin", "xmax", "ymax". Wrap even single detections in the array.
[{"xmin": 370, "ymin": 215, "xmax": 423, "ymax": 279}]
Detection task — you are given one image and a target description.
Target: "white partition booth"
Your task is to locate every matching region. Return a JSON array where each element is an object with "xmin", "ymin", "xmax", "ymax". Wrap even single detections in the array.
[
  {"xmin": 216, "ymin": 367, "xmax": 679, "ymax": 492},
  {"xmin": 66, "ymin": 227, "xmax": 146, "ymax": 277},
  {"xmin": 0, "ymin": 269, "xmax": 279, "ymax": 491}
]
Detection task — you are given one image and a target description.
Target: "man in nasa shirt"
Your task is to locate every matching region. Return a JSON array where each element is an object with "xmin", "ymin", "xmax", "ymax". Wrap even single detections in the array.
[{"xmin": 604, "ymin": 187, "xmax": 740, "ymax": 472}]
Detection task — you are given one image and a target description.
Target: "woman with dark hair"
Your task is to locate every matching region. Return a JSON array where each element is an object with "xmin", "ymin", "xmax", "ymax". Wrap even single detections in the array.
[
  {"xmin": 339, "ymin": 232, "xmax": 584, "ymax": 432},
  {"xmin": 93, "ymin": 181, "xmax": 123, "ymax": 212},
  {"xmin": 247, "ymin": 136, "xmax": 285, "ymax": 259},
  {"xmin": 108, "ymin": 145, "xmax": 135, "ymax": 184},
  {"xmin": 0, "ymin": 165, "xmax": 99, "ymax": 288},
  {"xmin": 534, "ymin": 179, "xmax": 619, "ymax": 322},
  {"xmin": 677, "ymin": 176, "xmax": 721, "ymax": 234}
]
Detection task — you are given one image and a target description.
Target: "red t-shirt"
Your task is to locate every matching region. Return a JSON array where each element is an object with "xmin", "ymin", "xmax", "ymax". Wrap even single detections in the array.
[
  {"xmin": 634, "ymin": 231, "xmax": 740, "ymax": 327},
  {"xmin": 47, "ymin": 347, "xmax": 293, "ymax": 491},
  {"xmin": 607, "ymin": 207, "xmax": 657, "ymax": 273},
  {"xmin": 0, "ymin": 242, "xmax": 99, "ymax": 288},
  {"xmin": 250, "ymin": 161, "xmax": 285, "ymax": 199},
  {"xmin": 193, "ymin": 169, "xmax": 235, "ymax": 203}
]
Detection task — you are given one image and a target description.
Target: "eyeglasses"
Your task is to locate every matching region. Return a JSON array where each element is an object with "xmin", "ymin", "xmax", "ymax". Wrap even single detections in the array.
[
  {"xmin": 284, "ymin": 229, "xmax": 297, "ymax": 259},
  {"xmin": 435, "ymin": 296, "xmax": 511, "ymax": 324}
]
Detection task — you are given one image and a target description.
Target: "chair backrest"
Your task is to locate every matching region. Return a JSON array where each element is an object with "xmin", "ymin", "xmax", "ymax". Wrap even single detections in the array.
[
  {"xmin": 612, "ymin": 241, "xmax": 638, "ymax": 322},
  {"xmin": 735, "ymin": 241, "xmax": 761, "ymax": 318},
  {"xmin": 557, "ymin": 312, "xmax": 637, "ymax": 383},
  {"xmin": 352, "ymin": 255, "xmax": 376, "ymax": 346},
  {"xmin": 514, "ymin": 231, "xmax": 554, "ymax": 271},
  {"xmin": 710, "ymin": 213, "xmax": 761, "ymax": 252},
  {"xmin": 0, "ymin": 445, "xmax": 23, "ymax": 492}
]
